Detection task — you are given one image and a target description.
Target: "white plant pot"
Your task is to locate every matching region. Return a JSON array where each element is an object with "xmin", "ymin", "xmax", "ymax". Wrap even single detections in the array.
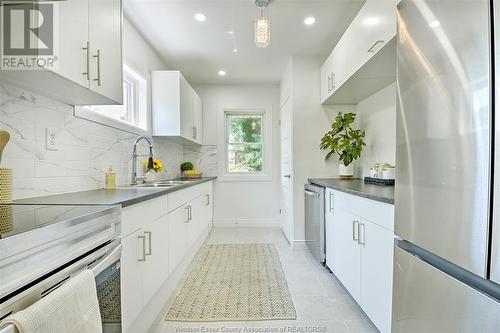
[{"xmin": 339, "ymin": 164, "xmax": 354, "ymax": 179}]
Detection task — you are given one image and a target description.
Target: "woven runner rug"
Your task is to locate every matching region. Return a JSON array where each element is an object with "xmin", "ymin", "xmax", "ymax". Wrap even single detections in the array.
[{"xmin": 165, "ymin": 243, "xmax": 297, "ymax": 322}]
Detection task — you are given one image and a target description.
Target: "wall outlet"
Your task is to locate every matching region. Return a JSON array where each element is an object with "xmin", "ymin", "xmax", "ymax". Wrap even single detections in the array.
[{"xmin": 46, "ymin": 127, "xmax": 59, "ymax": 151}]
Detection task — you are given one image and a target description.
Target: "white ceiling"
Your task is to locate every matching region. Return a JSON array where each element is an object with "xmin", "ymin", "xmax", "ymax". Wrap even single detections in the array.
[{"xmin": 124, "ymin": 0, "xmax": 366, "ymax": 84}]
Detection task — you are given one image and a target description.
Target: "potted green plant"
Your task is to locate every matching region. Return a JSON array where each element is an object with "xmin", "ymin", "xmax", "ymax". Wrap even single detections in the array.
[{"xmin": 320, "ymin": 112, "xmax": 366, "ymax": 179}]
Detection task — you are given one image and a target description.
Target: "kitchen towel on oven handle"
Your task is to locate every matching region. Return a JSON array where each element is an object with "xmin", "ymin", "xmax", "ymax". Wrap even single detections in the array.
[{"xmin": 1, "ymin": 270, "xmax": 103, "ymax": 333}]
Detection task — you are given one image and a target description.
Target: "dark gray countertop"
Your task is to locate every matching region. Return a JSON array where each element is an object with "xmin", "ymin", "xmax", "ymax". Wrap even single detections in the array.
[
  {"xmin": 308, "ymin": 178, "xmax": 394, "ymax": 204},
  {"xmin": 14, "ymin": 177, "xmax": 217, "ymax": 208}
]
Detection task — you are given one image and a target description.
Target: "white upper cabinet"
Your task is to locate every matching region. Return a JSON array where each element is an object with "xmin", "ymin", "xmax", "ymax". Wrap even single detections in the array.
[
  {"xmin": 1, "ymin": 0, "xmax": 123, "ymax": 106},
  {"xmin": 192, "ymin": 91, "xmax": 203, "ymax": 145},
  {"xmin": 54, "ymin": 0, "xmax": 89, "ymax": 89},
  {"xmin": 88, "ymin": 0, "xmax": 123, "ymax": 104},
  {"xmin": 321, "ymin": 0, "xmax": 399, "ymax": 104},
  {"xmin": 152, "ymin": 71, "xmax": 203, "ymax": 145}
]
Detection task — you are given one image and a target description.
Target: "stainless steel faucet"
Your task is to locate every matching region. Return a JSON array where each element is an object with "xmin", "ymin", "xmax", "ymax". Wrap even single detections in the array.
[{"xmin": 131, "ymin": 136, "xmax": 154, "ymax": 185}]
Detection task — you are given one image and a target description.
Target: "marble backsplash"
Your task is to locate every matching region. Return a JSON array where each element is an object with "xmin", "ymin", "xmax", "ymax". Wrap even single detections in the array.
[
  {"xmin": 183, "ymin": 145, "xmax": 218, "ymax": 177},
  {"xmin": 0, "ymin": 82, "xmax": 187, "ymax": 200}
]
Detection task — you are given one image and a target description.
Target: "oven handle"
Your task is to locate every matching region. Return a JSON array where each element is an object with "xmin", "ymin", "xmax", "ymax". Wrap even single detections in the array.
[
  {"xmin": 88, "ymin": 244, "xmax": 121, "ymax": 276},
  {"xmin": 304, "ymin": 189, "xmax": 320, "ymax": 197}
]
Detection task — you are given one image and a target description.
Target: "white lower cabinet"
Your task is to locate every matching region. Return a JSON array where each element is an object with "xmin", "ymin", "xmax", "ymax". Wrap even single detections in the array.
[
  {"xmin": 121, "ymin": 228, "xmax": 145, "ymax": 332},
  {"xmin": 142, "ymin": 215, "xmax": 170, "ymax": 305},
  {"xmin": 325, "ymin": 189, "xmax": 394, "ymax": 333},
  {"xmin": 168, "ymin": 203, "xmax": 189, "ymax": 274},
  {"xmin": 332, "ymin": 209, "xmax": 362, "ymax": 303},
  {"xmin": 121, "ymin": 181, "xmax": 214, "ymax": 332},
  {"xmin": 360, "ymin": 218, "xmax": 394, "ymax": 333}
]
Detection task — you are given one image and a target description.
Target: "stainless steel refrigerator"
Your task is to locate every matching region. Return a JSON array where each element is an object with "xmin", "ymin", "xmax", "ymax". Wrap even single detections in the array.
[{"xmin": 394, "ymin": 0, "xmax": 500, "ymax": 331}]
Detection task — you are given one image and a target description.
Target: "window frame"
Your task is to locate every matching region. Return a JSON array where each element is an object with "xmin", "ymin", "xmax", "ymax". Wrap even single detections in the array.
[
  {"xmin": 225, "ymin": 111, "xmax": 265, "ymax": 175},
  {"xmin": 218, "ymin": 107, "xmax": 273, "ymax": 182},
  {"xmin": 74, "ymin": 64, "xmax": 149, "ymax": 136}
]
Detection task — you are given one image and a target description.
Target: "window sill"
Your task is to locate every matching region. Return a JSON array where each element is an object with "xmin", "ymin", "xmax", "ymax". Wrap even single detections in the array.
[
  {"xmin": 74, "ymin": 106, "xmax": 149, "ymax": 136},
  {"xmin": 218, "ymin": 173, "xmax": 272, "ymax": 182}
]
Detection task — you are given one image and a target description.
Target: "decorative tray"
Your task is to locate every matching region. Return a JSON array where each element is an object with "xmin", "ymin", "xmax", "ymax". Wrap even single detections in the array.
[{"xmin": 364, "ymin": 177, "xmax": 395, "ymax": 186}]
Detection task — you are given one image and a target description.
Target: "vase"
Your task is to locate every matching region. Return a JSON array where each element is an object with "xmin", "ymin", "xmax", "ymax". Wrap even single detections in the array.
[
  {"xmin": 339, "ymin": 164, "xmax": 354, "ymax": 179},
  {"xmin": 0, "ymin": 168, "xmax": 13, "ymax": 237}
]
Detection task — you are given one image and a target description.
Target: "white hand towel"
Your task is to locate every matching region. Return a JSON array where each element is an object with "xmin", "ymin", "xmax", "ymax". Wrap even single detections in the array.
[{"xmin": 3, "ymin": 270, "xmax": 103, "ymax": 333}]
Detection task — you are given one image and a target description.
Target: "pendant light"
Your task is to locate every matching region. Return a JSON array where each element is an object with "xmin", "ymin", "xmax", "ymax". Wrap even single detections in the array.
[{"xmin": 255, "ymin": 0, "xmax": 270, "ymax": 48}]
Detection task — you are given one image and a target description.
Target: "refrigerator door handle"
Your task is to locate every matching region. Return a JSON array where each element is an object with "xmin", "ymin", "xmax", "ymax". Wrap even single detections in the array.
[{"xmin": 397, "ymin": 240, "xmax": 500, "ymax": 302}]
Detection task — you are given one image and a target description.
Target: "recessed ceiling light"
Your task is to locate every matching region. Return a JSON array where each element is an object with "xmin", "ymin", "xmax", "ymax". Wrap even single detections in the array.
[
  {"xmin": 218, "ymin": 70, "xmax": 226, "ymax": 76},
  {"xmin": 304, "ymin": 17, "xmax": 316, "ymax": 25},
  {"xmin": 233, "ymin": 48, "xmax": 238, "ymax": 53},
  {"xmin": 362, "ymin": 17, "xmax": 380, "ymax": 26},
  {"xmin": 227, "ymin": 31, "xmax": 234, "ymax": 35},
  {"xmin": 429, "ymin": 20, "xmax": 440, "ymax": 28},
  {"xmin": 195, "ymin": 13, "xmax": 206, "ymax": 22}
]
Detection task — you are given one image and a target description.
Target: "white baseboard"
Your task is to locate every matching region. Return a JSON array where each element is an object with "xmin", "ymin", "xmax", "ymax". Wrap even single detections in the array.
[
  {"xmin": 213, "ymin": 219, "xmax": 280, "ymax": 228},
  {"xmin": 290, "ymin": 240, "xmax": 309, "ymax": 252}
]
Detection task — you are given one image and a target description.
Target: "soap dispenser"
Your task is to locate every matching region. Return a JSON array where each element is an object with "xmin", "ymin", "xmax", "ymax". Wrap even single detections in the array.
[{"xmin": 105, "ymin": 166, "xmax": 117, "ymax": 190}]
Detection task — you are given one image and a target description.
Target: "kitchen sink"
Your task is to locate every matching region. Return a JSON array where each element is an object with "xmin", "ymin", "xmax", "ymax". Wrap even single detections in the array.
[
  {"xmin": 116, "ymin": 179, "xmax": 199, "ymax": 190},
  {"xmin": 132, "ymin": 183, "xmax": 177, "ymax": 188}
]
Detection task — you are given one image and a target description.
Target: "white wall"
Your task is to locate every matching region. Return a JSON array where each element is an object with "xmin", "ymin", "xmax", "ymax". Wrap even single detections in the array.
[
  {"xmin": 356, "ymin": 83, "xmax": 396, "ymax": 177},
  {"xmin": 279, "ymin": 56, "xmax": 351, "ymax": 244},
  {"xmin": 291, "ymin": 56, "xmax": 343, "ymax": 241},
  {"xmin": 0, "ymin": 18, "xmax": 185, "ymax": 199},
  {"xmin": 190, "ymin": 84, "xmax": 281, "ymax": 227}
]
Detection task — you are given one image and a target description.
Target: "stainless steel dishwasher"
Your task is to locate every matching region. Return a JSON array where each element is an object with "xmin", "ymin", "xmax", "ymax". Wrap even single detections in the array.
[{"xmin": 304, "ymin": 183, "xmax": 325, "ymax": 264}]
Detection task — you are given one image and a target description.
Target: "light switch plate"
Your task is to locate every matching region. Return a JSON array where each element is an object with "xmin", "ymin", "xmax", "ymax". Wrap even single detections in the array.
[{"xmin": 46, "ymin": 127, "xmax": 59, "ymax": 151}]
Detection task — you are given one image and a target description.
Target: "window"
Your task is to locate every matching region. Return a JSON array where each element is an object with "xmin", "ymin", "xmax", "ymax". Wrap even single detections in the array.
[
  {"xmin": 74, "ymin": 64, "xmax": 148, "ymax": 135},
  {"xmin": 226, "ymin": 113, "xmax": 264, "ymax": 173}
]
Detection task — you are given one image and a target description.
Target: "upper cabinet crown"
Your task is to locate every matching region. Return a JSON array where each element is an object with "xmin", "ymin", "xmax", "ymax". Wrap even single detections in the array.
[
  {"xmin": 321, "ymin": 0, "xmax": 400, "ymax": 104},
  {"xmin": 152, "ymin": 71, "xmax": 203, "ymax": 145},
  {"xmin": 1, "ymin": 0, "xmax": 123, "ymax": 106}
]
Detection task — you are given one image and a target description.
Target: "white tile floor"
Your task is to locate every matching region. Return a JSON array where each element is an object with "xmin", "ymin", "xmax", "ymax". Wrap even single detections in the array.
[{"xmin": 150, "ymin": 227, "xmax": 378, "ymax": 333}]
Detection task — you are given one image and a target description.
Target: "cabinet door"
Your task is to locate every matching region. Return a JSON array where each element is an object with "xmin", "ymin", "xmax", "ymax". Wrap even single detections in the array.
[
  {"xmin": 121, "ymin": 229, "xmax": 145, "ymax": 331},
  {"xmin": 343, "ymin": 0, "xmax": 398, "ymax": 80},
  {"xmin": 142, "ymin": 215, "xmax": 169, "ymax": 305},
  {"xmin": 206, "ymin": 185, "xmax": 213, "ymax": 231},
  {"xmin": 324, "ymin": 189, "xmax": 336, "ymax": 273},
  {"xmin": 333, "ymin": 208, "xmax": 361, "ymax": 303},
  {"xmin": 179, "ymin": 76, "xmax": 194, "ymax": 140},
  {"xmin": 332, "ymin": 40, "xmax": 349, "ymax": 92},
  {"xmin": 192, "ymin": 91, "xmax": 203, "ymax": 144},
  {"xmin": 88, "ymin": 0, "xmax": 123, "ymax": 103},
  {"xmin": 53, "ymin": 0, "xmax": 89, "ymax": 89},
  {"xmin": 168, "ymin": 204, "xmax": 189, "ymax": 274},
  {"xmin": 188, "ymin": 195, "xmax": 209, "ymax": 248},
  {"xmin": 360, "ymin": 219, "xmax": 394, "ymax": 333},
  {"xmin": 320, "ymin": 54, "xmax": 334, "ymax": 103}
]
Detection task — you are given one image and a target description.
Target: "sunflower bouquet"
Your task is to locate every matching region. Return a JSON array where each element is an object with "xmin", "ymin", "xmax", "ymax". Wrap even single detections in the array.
[{"xmin": 144, "ymin": 158, "xmax": 164, "ymax": 173}]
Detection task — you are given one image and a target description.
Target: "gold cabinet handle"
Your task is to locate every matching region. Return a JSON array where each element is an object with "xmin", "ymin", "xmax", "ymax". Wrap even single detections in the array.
[
  {"xmin": 93, "ymin": 49, "xmax": 101, "ymax": 86},
  {"xmin": 82, "ymin": 41, "xmax": 90, "ymax": 81}
]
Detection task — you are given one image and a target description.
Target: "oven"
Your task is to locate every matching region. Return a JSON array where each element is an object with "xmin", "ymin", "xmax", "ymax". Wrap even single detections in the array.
[{"xmin": 0, "ymin": 204, "xmax": 122, "ymax": 333}]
